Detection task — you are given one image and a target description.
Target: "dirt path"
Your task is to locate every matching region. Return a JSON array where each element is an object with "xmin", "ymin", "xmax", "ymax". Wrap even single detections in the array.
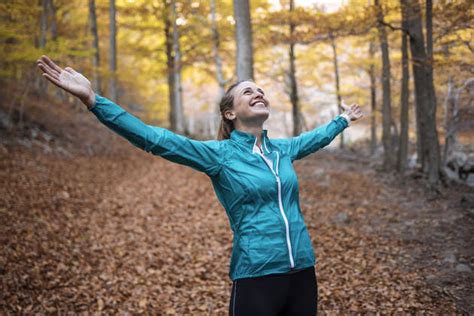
[{"xmin": 1, "ymin": 145, "xmax": 472, "ymax": 314}]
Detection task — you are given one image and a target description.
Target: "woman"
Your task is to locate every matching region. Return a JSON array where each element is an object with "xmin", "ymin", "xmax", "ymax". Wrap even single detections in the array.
[{"xmin": 37, "ymin": 55, "xmax": 362, "ymax": 315}]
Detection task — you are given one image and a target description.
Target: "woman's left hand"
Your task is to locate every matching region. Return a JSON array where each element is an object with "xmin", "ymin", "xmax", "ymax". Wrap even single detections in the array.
[{"xmin": 341, "ymin": 101, "xmax": 363, "ymax": 122}]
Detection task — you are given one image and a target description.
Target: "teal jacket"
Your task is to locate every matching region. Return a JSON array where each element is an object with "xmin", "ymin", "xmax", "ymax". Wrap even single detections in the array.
[{"xmin": 89, "ymin": 95, "xmax": 349, "ymax": 281}]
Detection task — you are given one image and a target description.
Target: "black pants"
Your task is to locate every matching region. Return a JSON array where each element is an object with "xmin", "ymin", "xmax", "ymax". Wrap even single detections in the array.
[{"xmin": 229, "ymin": 266, "xmax": 318, "ymax": 316}]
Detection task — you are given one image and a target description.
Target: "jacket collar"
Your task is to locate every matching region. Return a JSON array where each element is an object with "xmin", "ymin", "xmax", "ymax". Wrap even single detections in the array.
[{"xmin": 230, "ymin": 128, "xmax": 271, "ymax": 154}]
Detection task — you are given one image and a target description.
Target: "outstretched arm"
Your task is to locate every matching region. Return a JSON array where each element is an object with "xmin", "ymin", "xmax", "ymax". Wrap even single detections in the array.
[
  {"xmin": 286, "ymin": 102, "xmax": 363, "ymax": 162},
  {"xmin": 36, "ymin": 55, "xmax": 223, "ymax": 177}
]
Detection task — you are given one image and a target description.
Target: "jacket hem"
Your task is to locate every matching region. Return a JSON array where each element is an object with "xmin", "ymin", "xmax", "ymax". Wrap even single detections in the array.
[{"xmin": 230, "ymin": 260, "xmax": 316, "ymax": 281}]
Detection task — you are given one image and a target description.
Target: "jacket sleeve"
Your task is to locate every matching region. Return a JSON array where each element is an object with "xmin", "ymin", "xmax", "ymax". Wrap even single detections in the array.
[
  {"xmin": 286, "ymin": 115, "xmax": 349, "ymax": 162},
  {"xmin": 89, "ymin": 94, "xmax": 223, "ymax": 177}
]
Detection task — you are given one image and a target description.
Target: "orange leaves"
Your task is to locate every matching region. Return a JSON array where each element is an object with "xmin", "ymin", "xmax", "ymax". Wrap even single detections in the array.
[{"xmin": 1, "ymin": 142, "xmax": 468, "ymax": 313}]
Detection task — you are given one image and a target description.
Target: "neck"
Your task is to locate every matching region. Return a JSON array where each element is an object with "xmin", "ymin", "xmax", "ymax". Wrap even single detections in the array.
[{"xmin": 234, "ymin": 121, "xmax": 264, "ymax": 147}]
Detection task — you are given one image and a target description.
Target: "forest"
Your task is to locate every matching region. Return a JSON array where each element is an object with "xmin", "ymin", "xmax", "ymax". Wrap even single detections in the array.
[{"xmin": 0, "ymin": 0, "xmax": 473, "ymax": 314}]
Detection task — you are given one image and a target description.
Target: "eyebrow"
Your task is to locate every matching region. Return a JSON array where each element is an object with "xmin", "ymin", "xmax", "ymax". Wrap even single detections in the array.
[{"xmin": 241, "ymin": 87, "xmax": 265, "ymax": 94}]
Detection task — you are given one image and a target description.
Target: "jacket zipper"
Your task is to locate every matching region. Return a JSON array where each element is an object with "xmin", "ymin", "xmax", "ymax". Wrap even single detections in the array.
[{"xmin": 255, "ymin": 141, "xmax": 295, "ymax": 268}]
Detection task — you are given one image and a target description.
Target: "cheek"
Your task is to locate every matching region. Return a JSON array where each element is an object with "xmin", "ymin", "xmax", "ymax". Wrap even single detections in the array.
[{"xmin": 236, "ymin": 97, "xmax": 251, "ymax": 112}]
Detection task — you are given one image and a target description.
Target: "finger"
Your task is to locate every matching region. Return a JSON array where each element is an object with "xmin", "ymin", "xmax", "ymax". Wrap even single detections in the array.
[
  {"xmin": 42, "ymin": 73, "xmax": 64, "ymax": 89},
  {"xmin": 40, "ymin": 55, "xmax": 63, "ymax": 74},
  {"xmin": 37, "ymin": 63, "xmax": 60, "ymax": 80},
  {"xmin": 65, "ymin": 67, "xmax": 76, "ymax": 74},
  {"xmin": 38, "ymin": 62, "xmax": 60, "ymax": 79}
]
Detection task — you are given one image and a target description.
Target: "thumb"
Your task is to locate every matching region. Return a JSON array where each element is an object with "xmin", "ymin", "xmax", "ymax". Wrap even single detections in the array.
[{"xmin": 340, "ymin": 100, "xmax": 349, "ymax": 111}]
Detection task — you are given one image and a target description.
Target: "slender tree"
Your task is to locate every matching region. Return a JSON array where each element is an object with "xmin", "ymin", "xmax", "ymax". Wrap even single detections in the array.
[
  {"xmin": 89, "ymin": 0, "xmax": 102, "ymax": 94},
  {"xmin": 39, "ymin": 0, "xmax": 47, "ymax": 49},
  {"xmin": 374, "ymin": 0, "xmax": 395, "ymax": 169},
  {"xmin": 233, "ymin": 0, "xmax": 254, "ymax": 80},
  {"xmin": 288, "ymin": 0, "xmax": 301, "ymax": 136},
  {"xmin": 425, "ymin": 0, "xmax": 437, "ymax": 144},
  {"xmin": 330, "ymin": 32, "xmax": 345, "ymax": 148},
  {"xmin": 442, "ymin": 77, "xmax": 456, "ymax": 164},
  {"xmin": 211, "ymin": 0, "xmax": 226, "ymax": 137},
  {"xmin": 46, "ymin": 0, "xmax": 57, "ymax": 40},
  {"xmin": 397, "ymin": 6, "xmax": 410, "ymax": 173},
  {"xmin": 368, "ymin": 39, "xmax": 377, "ymax": 155},
  {"xmin": 37, "ymin": 0, "xmax": 48, "ymax": 91},
  {"xmin": 109, "ymin": 0, "xmax": 117, "ymax": 101},
  {"xmin": 171, "ymin": 0, "xmax": 185, "ymax": 134},
  {"xmin": 161, "ymin": 0, "xmax": 176, "ymax": 131}
]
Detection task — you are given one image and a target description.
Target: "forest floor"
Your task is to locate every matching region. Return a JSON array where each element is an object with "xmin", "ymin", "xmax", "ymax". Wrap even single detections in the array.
[{"xmin": 0, "ymin": 96, "xmax": 473, "ymax": 314}]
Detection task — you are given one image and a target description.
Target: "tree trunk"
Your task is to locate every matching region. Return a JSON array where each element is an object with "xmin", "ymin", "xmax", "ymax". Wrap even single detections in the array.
[
  {"xmin": 109, "ymin": 0, "xmax": 117, "ymax": 101},
  {"xmin": 39, "ymin": 0, "xmax": 47, "ymax": 49},
  {"xmin": 368, "ymin": 40, "xmax": 377, "ymax": 155},
  {"xmin": 375, "ymin": 0, "xmax": 395, "ymax": 169},
  {"xmin": 89, "ymin": 0, "xmax": 102, "ymax": 94},
  {"xmin": 330, "ymin": 34, "xmax": 344, "ymax": 148},
  {"xmin": 425, "ymin": 0, "xmax": 438, "ymax": 157},
  {"xmin": 38, "ymin": 0, "xmax": 48, "ymax": 92},
  {"xmin": 401, "ymin": 0, "xmax": 441, "ymax": 184},
  {"xmin": 426, "ymin": 0, "xmax": 433, "ymax": 61},
  {"xmin": 171, "ymin": 0, "xmax": 185, "ymax": 134},
  {"xmin": 211, "ymin": 0, "xmax": 226, "ymax": 138},
  {"xmin": 397, "ymin": 14, "xmax": 410, "ymax": 173},
  {"xmin": 443, "ymin": 77, "xmax": 456, "ymax": 164},
  {"xmin": 162, "ymin": 0, "xmax": 176, "ymax": 131},
  {"xmin": 47, "ymin": 0, "xmax": 57, "ymax": 40},
  {"xmin": 289, "ymin": 0, "xmax": 301, "ymax": 136},
  {"xmin": 233, "ymin": 0, "xmax": 254, "ymax": 80}
]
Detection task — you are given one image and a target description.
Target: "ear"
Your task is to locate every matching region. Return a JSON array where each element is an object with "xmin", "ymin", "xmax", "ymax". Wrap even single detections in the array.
[{"xmin": 224, "ymin": 109, "xmax": 236, "ymax": 121}]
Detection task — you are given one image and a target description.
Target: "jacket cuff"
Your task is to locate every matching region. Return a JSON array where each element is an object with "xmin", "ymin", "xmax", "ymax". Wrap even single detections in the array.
[
  {"xmin": 87, "ymin": 94, "xmax": 102, "ymax": 111},
  {"xmin": 340, "ymin": 113, "xmax": 351, "ymax": 126}
]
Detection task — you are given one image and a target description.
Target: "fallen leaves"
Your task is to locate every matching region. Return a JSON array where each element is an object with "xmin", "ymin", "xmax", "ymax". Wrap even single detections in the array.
[{"xmin": 0, "ymin": 145, "xmax": 468, "ymax": 314}]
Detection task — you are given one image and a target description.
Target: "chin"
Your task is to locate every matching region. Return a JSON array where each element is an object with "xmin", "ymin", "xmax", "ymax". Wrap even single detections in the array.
[{"xmin": 254, "ymin": 111, "xmax": 270, "ymax": 122}]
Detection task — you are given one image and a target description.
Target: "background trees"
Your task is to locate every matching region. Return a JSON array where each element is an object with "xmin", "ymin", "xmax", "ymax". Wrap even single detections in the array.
[{"xmin": 0, "ymin": 0, "xmax": 472, "ymax": 185}]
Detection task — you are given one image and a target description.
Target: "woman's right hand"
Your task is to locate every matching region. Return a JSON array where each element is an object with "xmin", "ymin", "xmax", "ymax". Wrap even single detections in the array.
[{"xmin": 36, "ymin": 55, "xmax": 96, "ymax": 109}]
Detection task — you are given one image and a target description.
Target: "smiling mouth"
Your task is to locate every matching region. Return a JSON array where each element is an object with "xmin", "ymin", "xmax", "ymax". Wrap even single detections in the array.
[{"xmin": 250, "ymin": 101, "xmax": 267, "ymax": 107}]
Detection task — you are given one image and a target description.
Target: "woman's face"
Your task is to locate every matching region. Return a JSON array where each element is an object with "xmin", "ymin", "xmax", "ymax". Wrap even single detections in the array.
[{"xmin": 224, "ymin": 81, "xmax": 270, "ymax": 127}]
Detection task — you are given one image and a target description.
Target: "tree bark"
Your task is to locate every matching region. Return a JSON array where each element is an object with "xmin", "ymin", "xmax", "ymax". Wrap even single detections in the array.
[
  {"xmin": 375, "ymin": 0, "xmax": 395, "ymax": 169},
  {"xmin": 426, "ymin": 0, "xmax": 433, "ymax": 61},
  {"xmin": 171, "ymin": 0, "xmax": 185, "ymax": 134},
  {"xmin": 397, "ymin": 21, "xmax": 410, "ymax": 173},
  {"xmin": 89, "ymin": 0, "xmax": 102, "ymax": 94},
  {"xmin": 38, "ymin": 0, "xmax": 48, "ymax": 92},
  {"xmin": 425, "ymin": 0, "xmax": 438, "ymax": 154},
  {"xmin": 330, "ymin": 33, "xmax": 344, "ymax": 148},
  {"xmin": 401, "ymin": 0, "xmax": 441, "ymax": 184},
  {"xmin": 39, "ymin": 0, "xmax": 47, "ymax": 49},
  {"xmin": 368, "ymin": 40, "xmax": 377, "ymax": 155},
  {"xmin": 109, "ymin": 0, "xmax": 117, "ymax": 101},
  {"xmin": 233, "ymin": 0, "xmax": 254, "ymax": 80},
  {"xmin": 211, "ymin": 0, "xmax": 226, "ymax": 138},
  {"xmin": 443, "ymin": 77, "xmax": 456, "ymax": 164},
  {"xmin": 162, "ymin": 0, "xmax": 176, "ymax": 131},
  {"xmin": 289, "ymin": 0, "xmax": 301, "ymax": 136},
  {"xmin": 47, "ymin": 0, "xmax": 57, "ymax": 40}
]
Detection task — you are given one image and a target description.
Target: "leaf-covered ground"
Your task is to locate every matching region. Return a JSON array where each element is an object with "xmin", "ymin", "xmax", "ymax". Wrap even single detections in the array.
[{"xmin": 1, "ymin": 137, "xmax": 472, "ymax": 314}]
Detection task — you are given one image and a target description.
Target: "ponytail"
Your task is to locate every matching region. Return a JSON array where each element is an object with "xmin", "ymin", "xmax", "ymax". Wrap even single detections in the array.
[{"xmin": 217, "ymin": 116, "xmax": 234, "ymax": 140}]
